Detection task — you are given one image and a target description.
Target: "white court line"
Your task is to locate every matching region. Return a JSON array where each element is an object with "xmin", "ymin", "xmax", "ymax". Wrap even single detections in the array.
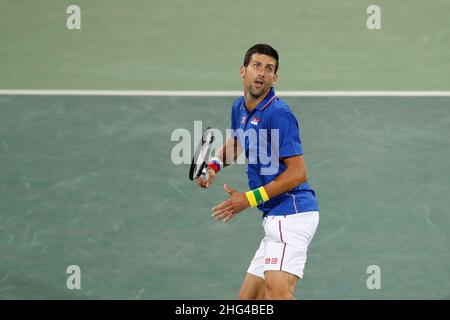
[{"xmin": 0, "ymin": 90, "xmax": 450, "ymax": 96}]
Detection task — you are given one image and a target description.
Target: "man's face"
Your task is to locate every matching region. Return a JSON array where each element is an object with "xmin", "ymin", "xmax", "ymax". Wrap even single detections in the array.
[{"xmin": 240, "ymin": 53, "xmax": 278, "ymax": 99}]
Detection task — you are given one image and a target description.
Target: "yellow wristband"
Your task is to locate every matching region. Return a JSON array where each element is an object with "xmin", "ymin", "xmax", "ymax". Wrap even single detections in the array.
[
  {"xmin": 258, "ymin": 187, "xmax": 270, "ymax": 202},
  {"xmin": 245, "ymin": 191, "xmax": 258, "ymax": 207},
  {"xmin": 245, "ymin": 187, "xmax": 270, "ymax": 207}
]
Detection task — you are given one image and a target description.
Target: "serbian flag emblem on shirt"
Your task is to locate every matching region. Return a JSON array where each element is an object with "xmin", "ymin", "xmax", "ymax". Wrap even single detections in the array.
[{"xmin": 250, "ymin": 117, "xmax": 260, "ymax": 125}]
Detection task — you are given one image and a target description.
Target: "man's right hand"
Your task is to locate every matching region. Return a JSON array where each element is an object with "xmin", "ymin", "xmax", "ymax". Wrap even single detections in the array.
[{"xmin": 196, "ymin": 167, "xmax": 216, "ymax": 188}]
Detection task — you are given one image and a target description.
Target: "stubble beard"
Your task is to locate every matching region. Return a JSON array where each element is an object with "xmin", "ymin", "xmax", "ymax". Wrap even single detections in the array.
[{"xmin": 247, "ymin": 83, "xmax": 268, "ymax": 101}]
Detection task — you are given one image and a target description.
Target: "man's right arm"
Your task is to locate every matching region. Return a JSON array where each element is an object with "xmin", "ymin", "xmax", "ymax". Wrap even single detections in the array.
[
  {"xmin": 196, "ymin": 136, "xmax": 242, "ymax": 188},
  {"xmin": 218, "ymin": 136, "xmax": 242, "ymax": 168}
]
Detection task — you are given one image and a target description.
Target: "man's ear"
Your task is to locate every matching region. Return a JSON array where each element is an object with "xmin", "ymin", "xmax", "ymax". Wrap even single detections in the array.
[
  {"xmin": 271, "ymin": 73, "xmax": 278, "ymax": 86},
  {"xmin": 240, "ymin": 66, "xmax": 246, "ymax": 79}
]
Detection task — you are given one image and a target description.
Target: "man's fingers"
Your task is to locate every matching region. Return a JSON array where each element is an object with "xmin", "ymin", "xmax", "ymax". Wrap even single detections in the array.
[
  {"xmin": 212, "ymin": 205, "xmax": 230, "ymax": 217},
  {"xmin": 223, "ymin": 212, "xmax": 238, "ymax": 223},
  {"xmin": 212, "ymin": 200, "xmax": 233, "ymax": 219},
  {"xmin": 196, "ymin": 174, "xmax": 213, "ymax": 188},
  {"xmin": 195, "ymin": 168, "xmax": 215, "ymax": 188},
  {"xmin": 206, "ymin": 174, "xmax": 214, "ymax": 188},
  {"xmin": 196, "ymin": 177, "xmax": 207, "ymax": 188},
  {"xmin": 214, "ymin": 210, "xmax": 233, "ymax": 221},
  {"xmin": 213, "ymin": 211, "xmax": 229, "ymax": 221},
  {"xmin": 211, "ymin": 200, "xmax": 228, "ymax": 213},
  {"xmin": 223, "ymin": 184, "xmax": 236, "ymax": 194}
]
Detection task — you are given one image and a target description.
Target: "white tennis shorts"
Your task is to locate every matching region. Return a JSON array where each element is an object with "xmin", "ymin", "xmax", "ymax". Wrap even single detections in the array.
[{"xmin": 247, "ymin": 211, "xmax": 319, "ymax": 279}]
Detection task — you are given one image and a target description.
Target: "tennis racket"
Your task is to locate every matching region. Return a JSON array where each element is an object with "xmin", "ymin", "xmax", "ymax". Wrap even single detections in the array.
[{"xmin": 189, "ymin": 127, "xmax": 215, "ymax": 181}]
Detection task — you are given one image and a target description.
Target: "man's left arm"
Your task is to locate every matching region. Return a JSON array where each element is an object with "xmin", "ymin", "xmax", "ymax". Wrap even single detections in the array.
[
  {"xmin": 263, "ymin": 155, "xmax": 307, "ymax": 198},
  {"xmin": 211, "ymin": 155, "xmax": 307, "ymax": 222}
]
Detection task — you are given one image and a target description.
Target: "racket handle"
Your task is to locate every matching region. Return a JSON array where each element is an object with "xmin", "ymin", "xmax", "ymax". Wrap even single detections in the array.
[{"xmin": 200, "ymin": 166, "xmax": 209, "ymax": 181}]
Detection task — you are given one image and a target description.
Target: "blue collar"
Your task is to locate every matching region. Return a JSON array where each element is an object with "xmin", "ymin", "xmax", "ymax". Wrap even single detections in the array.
[{"xmin": 256, "ymin": 87, "xmax": 277, "ymax": 111}]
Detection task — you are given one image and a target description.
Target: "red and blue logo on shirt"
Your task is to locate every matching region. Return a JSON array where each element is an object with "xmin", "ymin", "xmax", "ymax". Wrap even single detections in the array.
[{"xmin": 250, "ymin": 117, "xmax": 260, "ymax": 125}]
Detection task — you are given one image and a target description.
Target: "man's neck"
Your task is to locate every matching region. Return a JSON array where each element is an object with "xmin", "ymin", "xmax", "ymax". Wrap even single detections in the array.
[{"xmin": 244, "ymin": 90, "xmax": 269, "ymax": 113}]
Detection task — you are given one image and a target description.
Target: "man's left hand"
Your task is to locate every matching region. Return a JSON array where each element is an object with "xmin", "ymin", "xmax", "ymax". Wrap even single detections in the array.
[{"xmin": 211, "ymin": 184, "xmax": 250, "ymax": 223}]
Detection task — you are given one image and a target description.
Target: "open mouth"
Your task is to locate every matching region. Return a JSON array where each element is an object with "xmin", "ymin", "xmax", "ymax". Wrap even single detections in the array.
[{"xmin": 254, "ymin": 79, "xmax": 264, "ymax": 88}]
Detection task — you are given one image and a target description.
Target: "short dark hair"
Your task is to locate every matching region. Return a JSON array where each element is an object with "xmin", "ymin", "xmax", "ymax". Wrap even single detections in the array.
[{"xmin": 243, "ymin": 44, "xmax": 279, "ymax": 73}]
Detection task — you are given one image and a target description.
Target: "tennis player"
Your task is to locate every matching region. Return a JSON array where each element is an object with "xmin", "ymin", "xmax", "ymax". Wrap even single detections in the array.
[{"xmin": 196, "ymin": 44, "xmax": 319, "ymax": 300}]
